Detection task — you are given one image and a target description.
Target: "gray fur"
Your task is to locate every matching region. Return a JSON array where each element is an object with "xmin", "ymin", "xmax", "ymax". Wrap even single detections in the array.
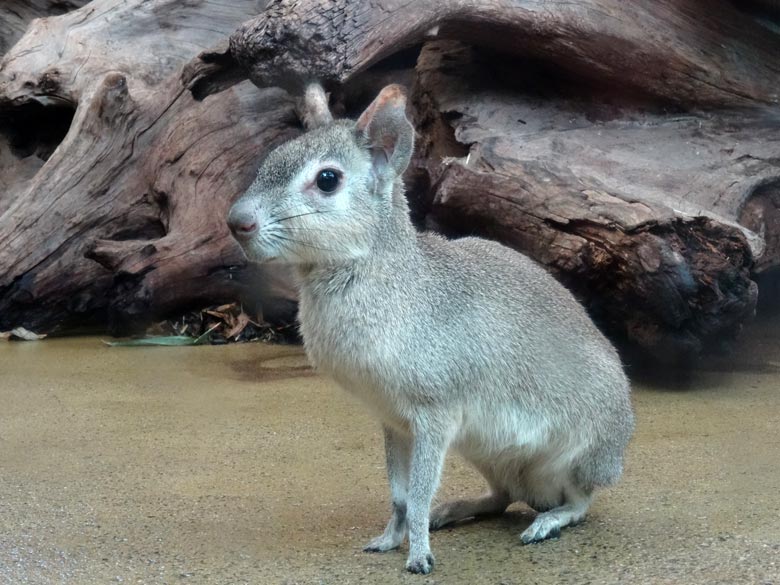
[{"xmin": 228, "ymin": 84, "xmax": 634, "ymax": 575}]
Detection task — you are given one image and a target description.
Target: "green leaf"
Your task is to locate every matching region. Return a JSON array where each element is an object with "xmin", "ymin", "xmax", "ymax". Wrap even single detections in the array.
[
  {"xmin": 103, "ymin": 324, "xmax": 220, "ymax": 347},
  {"xmin": 103, "ymin": 336, "xmax": 199, "ymax": 347}
]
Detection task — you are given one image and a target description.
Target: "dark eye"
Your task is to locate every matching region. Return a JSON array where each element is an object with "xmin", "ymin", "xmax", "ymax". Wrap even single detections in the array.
[{"xmin": 316, "ymin": 168, "xmax": 340, "ymax": 193}]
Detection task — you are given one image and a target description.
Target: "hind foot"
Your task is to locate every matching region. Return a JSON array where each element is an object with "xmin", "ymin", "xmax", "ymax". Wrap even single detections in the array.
[
  {"xmin": 520, "ymin": 513, "xmax": 564, "ymax": 543},
  {"xmin": 520, "ymin": 491, "xmax": 591, "ymax": 544},
  {"xmin": 364, "ymin": 502, "xmax": 406, "ymax": 552},
  {"xmin": 363, "ymin": 531, "xmax": 404, "ymax": 552},
  {"xmin": 429, "ymin": 491, "xmax": 509, "ymax": 530}
]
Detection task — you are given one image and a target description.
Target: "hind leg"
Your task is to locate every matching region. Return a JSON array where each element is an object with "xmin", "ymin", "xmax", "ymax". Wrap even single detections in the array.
[
  {"xmin": 430, "ymin": 461, "xmax": 510, "ymax": 530},
  {"xmin": 429, "ymin": 490, "xmax": 510, "ymax": 530},
  {"xmin": 520, "ymin": 486, "xmax": 592, "ymax": 544}
]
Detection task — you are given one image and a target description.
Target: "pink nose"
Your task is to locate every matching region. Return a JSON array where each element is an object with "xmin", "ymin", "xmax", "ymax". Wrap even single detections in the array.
[{"xmin": 227, "ymin": 208, "xmax": 257, "ymax": 239}]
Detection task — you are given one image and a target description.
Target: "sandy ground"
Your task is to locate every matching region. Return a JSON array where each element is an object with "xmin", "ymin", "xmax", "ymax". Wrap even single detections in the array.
[{"xmin": 1, "ymin": 317, "xmax": 779, "ymax": 584}]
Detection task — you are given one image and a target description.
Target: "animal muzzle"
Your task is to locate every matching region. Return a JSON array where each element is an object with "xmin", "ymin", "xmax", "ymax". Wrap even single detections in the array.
[{"xmin": 227, "ymin": 202, "xmax": 258, "ymax": 241}]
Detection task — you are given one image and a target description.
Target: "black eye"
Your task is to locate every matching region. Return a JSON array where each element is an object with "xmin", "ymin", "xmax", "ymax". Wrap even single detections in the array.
[{"xmin": 316, "ymin": 168, "xmax": 340, "ymax": 193}]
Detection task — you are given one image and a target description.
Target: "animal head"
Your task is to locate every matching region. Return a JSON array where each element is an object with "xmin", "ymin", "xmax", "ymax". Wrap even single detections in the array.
[{"xmin": 227, "ymin": 84, "xmax": 415, "ymax": 264}]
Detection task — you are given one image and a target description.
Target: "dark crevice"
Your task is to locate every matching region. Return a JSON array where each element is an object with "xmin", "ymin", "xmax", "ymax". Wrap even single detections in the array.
[
  {"xmin": 0, "ymin": 101, "xmax": 76, "ymax": 161},
  {"xmin": 109, "ymin": 221, "xmax": 166, "ymax": 241},
  {"xmin": 335, "ymin": 46, "xmax": 421, "ymax": 119},
  {"xmin": 736, "ymin": 0, "xmax": 780, "ymax": 20},
  {"xmin": 188, "ymin": 53, "xmax": 248, "ymax": 102}
]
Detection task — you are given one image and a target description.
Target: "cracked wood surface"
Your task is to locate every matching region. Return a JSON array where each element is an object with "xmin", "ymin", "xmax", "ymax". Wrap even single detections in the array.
[
  {"xmin": 0, "ymin": 0, "xmax": 90, "ymax": 56},
  {"xmin": 0, "ymin": 0, "xmax": 299, "ymax": 333},
  {"xmin": 2, "ymin": 0, "xmax": 780, "ymax": 361},
  {"xmin": 410, "ymin": 42, "xmax": 775, "ymax": 360},
  {"xmin": 207, "ymin": 0, "xmax": 780, "ymax": 107}
]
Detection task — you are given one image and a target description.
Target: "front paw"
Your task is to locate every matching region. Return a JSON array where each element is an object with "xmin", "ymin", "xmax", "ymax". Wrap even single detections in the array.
[
  {"xmin": 363, "ymin": 533, "xmax": 402, "ymax": 553},
  {"xmin": 405, "ymin": 552, "xmax": 435, "ymax": 574}
]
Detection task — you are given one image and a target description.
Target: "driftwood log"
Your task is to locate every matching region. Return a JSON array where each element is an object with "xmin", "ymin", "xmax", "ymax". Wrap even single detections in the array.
[
  {"xmin": 215, "ymin": 0, "xmax": 780, "ymax": 106},
  {"xmin": 2, "ymin": 0, "xmax": 780, "ymax": 362},
  {"xmin": 0, "ymin": 1, "xmax": 90, "ymax": 55},
  {"xmin": 0, "ymin": 0, "xmax": 299, "ymax": 333},
  {"xmin": 409, "ymin": 41, "xmax": 774, "ymax": 361}
]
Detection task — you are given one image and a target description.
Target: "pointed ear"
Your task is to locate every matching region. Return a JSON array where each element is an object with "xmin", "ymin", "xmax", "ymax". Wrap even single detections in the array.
[
  {"xmin": 355, "ymin": 84, "xmax": 414, "ymax": 180},
  {"xmin": 300, "ymin": 83, "xmax": 333, "ymax": 129}
]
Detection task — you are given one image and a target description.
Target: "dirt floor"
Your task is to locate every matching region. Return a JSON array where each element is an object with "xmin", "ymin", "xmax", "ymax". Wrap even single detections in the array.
[{"xmin": 1, "ymin": 314, "xmax": 779, "ymax": 584}]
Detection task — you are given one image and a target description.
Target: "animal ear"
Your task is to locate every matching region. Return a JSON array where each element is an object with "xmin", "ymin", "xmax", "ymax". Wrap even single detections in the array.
[
  {"xmin": 300, "ymin": 83, "xmax": 333, "ymax": 129},
  {"xmin": 355, "ymin": 84, "xmax": 414, "ymax": 180}
]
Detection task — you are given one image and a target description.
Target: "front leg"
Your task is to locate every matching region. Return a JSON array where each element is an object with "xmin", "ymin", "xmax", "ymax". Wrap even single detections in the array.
[
  {"xmin": 364, "ymin": 425, "xmax": 410, "ymax": 553},
  {"xmin": 405, "ymin": 418, "xmax": 453, "ymax": 575}
]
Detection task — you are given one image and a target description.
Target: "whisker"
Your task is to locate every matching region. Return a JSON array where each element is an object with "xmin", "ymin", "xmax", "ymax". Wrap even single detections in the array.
[
  {"xmin": 267, "ymin": 208, "xmax": 375, "ymax": 234},
  {"xmin": 275, "ymin": 226, "xmax": 335, "ymax": 233},
  {"xmin": 267, "ymin": 209, "xmax": 342, "ymax": 226},
  {"xmin": 272, "ymin": 234, "xmax": 346, "ymax": 254}
]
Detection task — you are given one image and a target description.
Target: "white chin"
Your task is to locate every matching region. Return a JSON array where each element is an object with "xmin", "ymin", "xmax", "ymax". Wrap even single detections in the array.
[{"xmin": 240, "ymin": 241, "xmax": 281, "ymax": 264}]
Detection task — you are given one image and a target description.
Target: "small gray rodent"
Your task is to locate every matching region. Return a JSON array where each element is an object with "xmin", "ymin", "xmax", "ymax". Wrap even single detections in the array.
[{"xmin": 228, "ymin": 84, "xmax": 634, "ymax": 575}]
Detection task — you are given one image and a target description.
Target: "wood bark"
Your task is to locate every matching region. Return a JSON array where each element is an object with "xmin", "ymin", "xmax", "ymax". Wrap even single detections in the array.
[
  {"xmin": 2, "ymin": 0, "xmax": 780, "ymax": 362},
  {"xmin": 0, "ymin": 1, "xmax": 89, "ymax": 56},
  {"xmin": 188, "ymin": 0, "xmax": 780, "ymax": 360},
  {"xmin": 0, "ymin": 0, "xmax": 299, "ymax": 334},
  {"xmin": 409, "ymin": 42, "xmax": 775, "ymax": 361},
  {"xmin": 188, "ymin": 0, "xmax": 780, "ymax": 108}
]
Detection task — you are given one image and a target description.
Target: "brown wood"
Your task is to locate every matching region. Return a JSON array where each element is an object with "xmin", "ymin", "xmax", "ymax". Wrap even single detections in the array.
[
  {"xmin": 191, "ymin": 0, "xmax": 780, "ymax": 107},
  {"xmin": 2, "ymin": 0, "xmax": 780, "ymax": 361},
  {"xmin": 0, "ymin": 0, "xmax": 299, "ymax": 334},
  {"xmin": 0, "ymin": 1, "xmax": 89, "ymax": 56},
  {"xmin": 406, "ymin": 41, "xmax": 778, "ymax": 361}
]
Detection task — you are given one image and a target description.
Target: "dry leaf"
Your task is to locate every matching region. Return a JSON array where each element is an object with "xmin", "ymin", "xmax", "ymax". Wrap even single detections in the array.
[
  {"xmin": 4, "ymin": 327, "xmax": 48, "ymax": 341},
  {"xmin": 226, "ymin": 312, "xmax": 250, "ymax": 339}
]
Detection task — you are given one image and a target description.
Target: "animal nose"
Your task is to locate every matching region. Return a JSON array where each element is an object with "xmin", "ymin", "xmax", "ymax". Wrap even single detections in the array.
[{"xmin": 227, "ymin": 207, "xmax": 257, "ymax": 239}]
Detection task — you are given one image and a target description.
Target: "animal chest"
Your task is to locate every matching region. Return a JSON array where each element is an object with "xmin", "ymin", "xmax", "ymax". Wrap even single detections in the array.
[{"xmin": 298, "ymin": 283, "xmax": 416, "ymax": 427}]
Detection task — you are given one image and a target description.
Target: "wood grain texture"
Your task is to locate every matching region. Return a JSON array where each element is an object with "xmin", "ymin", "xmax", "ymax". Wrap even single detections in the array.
[
  {"xmin": 0, "ymin": 0, "xmax": 89, "ymax": 56},
  {"xmin": 218, "ymin": 0, "xmax": 780, "ymax": 107},
  {"xmin": 0, "ymin": 0, "xmax": 299, "ymax": 334},
  {"xmin": 2, "ymin": 0, "xmax": 780, "ymax": 362},
  {"xmin": 410, "ymin": 42, "xmax": 775, "ymax": 360}
]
